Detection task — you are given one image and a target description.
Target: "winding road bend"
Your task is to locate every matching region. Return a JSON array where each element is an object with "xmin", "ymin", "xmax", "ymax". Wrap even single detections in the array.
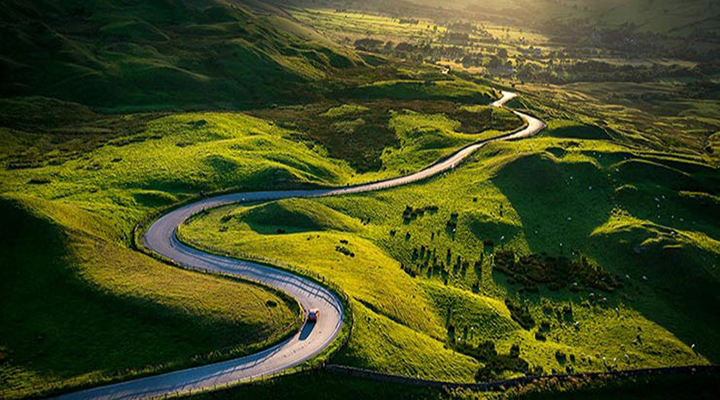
[{"xmin": 56, "ymin": 91, "xmax": 545, "ymax": 400}]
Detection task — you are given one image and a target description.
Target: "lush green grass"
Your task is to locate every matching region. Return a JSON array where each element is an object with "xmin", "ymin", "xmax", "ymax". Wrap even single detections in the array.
[
  {"xmin": 2, "ymin": 74, "xmax": 717, "ymax": 399},
  {"xmin": 4, "ymin": 68, "xmax": 707, "ymax": 394},
  {"xmin": 0, "ymin": 196, "xmax": 301, "ymax": 399},
  {"xmin": 180, "ymin": 368, "xmax": 720, "ymax": 400},
  {"xmin": 0, "ymin": 0, "xmax": 360, "ymax": 111},
  {"xmin": 2, "ymin": 1, "xmax": 717, "ymax": 398},
  {"xmin": 178, "ymin": 201, "xmax": 481, "ymax": 381},
  {"xmin": 344, "ymin": 80, "xmax": 495, "ymax": 103},
  {"xmin": 180, "ymin": 118, "xmax": 717, "ymax": 382},
  {"xmin": 0, "ymin": 108, "xmax": 359, "ymax": 398},
  {"xmin": 519, "ymin": 82, "xmax": 720, "ymax": 165},
  {"xmin": 0, "ymin": 72, "xmax": 506, "ymax": 397},
  {"xmin": 250, "ymin": 92, "xmax": 521, "ymax": 175},
  {"xmin": 219, "ymin": 198, "xmax": 363, "ymax": 235},
  {"xmin": 0, "ymin": 111, "xmax": 355, "ymax": 205}
]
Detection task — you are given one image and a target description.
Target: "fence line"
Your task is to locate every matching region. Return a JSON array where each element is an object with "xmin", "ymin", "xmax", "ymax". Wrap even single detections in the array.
[{"xmin": 324, "ymin": 364, "xmax": 720, "ymax": 391}]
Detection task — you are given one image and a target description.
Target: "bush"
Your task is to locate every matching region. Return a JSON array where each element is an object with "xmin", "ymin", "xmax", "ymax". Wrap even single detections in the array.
[
  {"xmin": 335, "ymin": 245, "xmax": 355, "ymax": 257},
  {"xmin": 510, "ymin": 343, "xmax": 521, "ymax": 358},
  {"xmin": 455, "ymin": 340, "xmax": 497, "ymax": 361},
  {"xmin": 27, "ymin": 178, "xmax": 51, "ymax": 185},
  {"xmin": 493, "ymin": 249, "xmax": 620, "ymax": 292},
  {"xmin": 505, "ymin": 298, "xmax": 535, "ymax": 329},
  {"xmin": 475, "ymin": 354, "xmax": 530, "ymax": 382}
]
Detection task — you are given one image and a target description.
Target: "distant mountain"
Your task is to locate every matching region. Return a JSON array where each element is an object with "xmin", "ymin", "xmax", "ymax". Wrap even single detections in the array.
[{"xmin": 0, "ymin": 0, "xmax": 360, "ymax": 111}]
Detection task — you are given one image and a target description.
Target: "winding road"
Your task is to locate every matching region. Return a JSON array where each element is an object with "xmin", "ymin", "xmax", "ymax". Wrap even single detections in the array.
[{"xmin": 56, "ymin": 91, "xmax": 545, "ymax": 400}]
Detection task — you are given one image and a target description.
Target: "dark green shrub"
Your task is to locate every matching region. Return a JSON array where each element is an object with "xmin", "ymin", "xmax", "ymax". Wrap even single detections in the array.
[
  {"xmin": 505, "ymin": 298, "xmax": 535, "ymax": 329},
  {"xmin": 510, "ymin": 343, "xmax": 521, "ymax": 358}
]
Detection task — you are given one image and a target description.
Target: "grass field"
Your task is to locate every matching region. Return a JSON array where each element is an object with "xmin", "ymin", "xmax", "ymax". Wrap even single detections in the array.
[
  {"xmin": 2, "ymin": 0, "xmax": 719, "ymax": 398},
  {"xmin": 251, "ymin": 93, "xmax": 521, "ymax": 175},
  {"xmin": 0, "ymin": 196, "xmax": 302, "ymax": 399},
  {"xmin": 0, "ymin": 100, "xmax": 348, "ymax": 398},
  {"xmin": 180, "ymin": 117, "xmax": 718, "ymax": 382},
  {"xmin": 0, "ymin": 105, "xmax": 365, "ymax": 397},
  {"xmin": 516, "ymin": 82, "xmax": 720, "ymax": 164},
  {"xmin": 0, "ymin": 66, "xmax": 510, "ymax": 397}
]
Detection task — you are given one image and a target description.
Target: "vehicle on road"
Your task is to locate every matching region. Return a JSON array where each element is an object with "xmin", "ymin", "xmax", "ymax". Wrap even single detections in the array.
[{"xmin": 307, "ymin": 308, "xmax": 320, "ymax": 322}]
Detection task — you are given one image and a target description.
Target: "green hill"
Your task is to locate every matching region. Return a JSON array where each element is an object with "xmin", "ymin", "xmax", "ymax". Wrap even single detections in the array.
[
  {"xmin": 179, "ymin": 120, "xmax": 718, "ymax": 382},
  {"xmin": 0, "ymin": 0, "xmax": 359, "ymax": 112},
  {"xmin": 240, "ymin": 198, "xmax": 363, "ymax": 234},
  {"xmin": 0, "ymin": 109, "xmax": 355, "ymax": 399},
  {"xmin": 0, "ymin": 196, "xmax": 301, "ymax": 399}
]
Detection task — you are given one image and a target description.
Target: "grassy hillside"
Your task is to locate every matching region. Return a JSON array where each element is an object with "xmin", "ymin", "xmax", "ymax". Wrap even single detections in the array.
[
  {"xmin": 251, "ymin": 76, "xmax": 520, "ymax": 175},
  {"xmin": 0, "ymin": 107, "xmax": 354, "ymax": 398},
  {"xmin": 0, "ymin": 0, "xmax": 359, "ymax": 111},
  {"xmin": 2, "ymin": 0, "xmax": 717, "ymax": 396},
  {"xmin": 516, "ymin": 82, "xmax": 720, "ymax": 164},
  {"xmin": 0, "ymin": 196, "xmax": 301, "ymax": 399},
  {"xmin": 0, "ymin": 72, "xmax": 507, "ymax": 397},
  {"xmin": 180, "ymin": 117, "xmax": 718, "ymax": 382}
]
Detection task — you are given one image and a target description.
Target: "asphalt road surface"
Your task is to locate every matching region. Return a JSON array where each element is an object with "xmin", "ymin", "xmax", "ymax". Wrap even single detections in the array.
[{"xmin": 55, "ymin": 91, "xmax": 545, "ymax": 400}]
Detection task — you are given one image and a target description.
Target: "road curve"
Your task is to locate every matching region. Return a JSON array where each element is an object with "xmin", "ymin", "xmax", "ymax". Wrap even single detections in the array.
[{"xmin": 55, "ymin": 91, "xmax": 545, "ymax": 400}]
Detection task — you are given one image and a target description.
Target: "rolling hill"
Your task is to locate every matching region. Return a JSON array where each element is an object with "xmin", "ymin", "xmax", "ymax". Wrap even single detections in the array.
[{"xmin": 0, "ymin": 0, "xmax": 360, "ymax": 112}]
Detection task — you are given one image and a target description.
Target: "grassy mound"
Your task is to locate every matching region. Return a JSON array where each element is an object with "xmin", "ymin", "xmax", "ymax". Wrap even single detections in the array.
[
  {"xmin": 467, "ymin": 210, "xmax": 523, "ymax": 246},
  {"xmin": 613, "ymin": 159, "xmax": 697, "ymax": 191},
  {"xmin": 345, "ymin": 80, "xmax": 495, "ymax": 103},
  {"xmin": 545, "ymin": 120, "xmax": 611, "ymax": 140},
  {"xmin": 238, "ymin": 199, "xmax": 363, "ymax": 234},
  {"xmin": 492, "ymin": 152, "xmax": 615, "ymax": 253}
]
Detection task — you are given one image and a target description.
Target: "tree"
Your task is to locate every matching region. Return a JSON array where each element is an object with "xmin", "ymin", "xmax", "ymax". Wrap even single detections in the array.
[{"xmin": 510, "ymin": 343, "xmax": 521, "ymax": 358}]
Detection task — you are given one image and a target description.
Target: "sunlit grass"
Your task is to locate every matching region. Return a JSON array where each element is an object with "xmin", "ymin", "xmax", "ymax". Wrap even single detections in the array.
[{"xmin": 180, "ymin": 120, "xmax": 715, "ymax": 380}]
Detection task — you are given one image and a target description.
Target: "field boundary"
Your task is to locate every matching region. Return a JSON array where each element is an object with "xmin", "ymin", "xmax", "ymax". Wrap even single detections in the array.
[{"xmin": 324, "ymin": 364, "xmax": 720, "ymax": 390}]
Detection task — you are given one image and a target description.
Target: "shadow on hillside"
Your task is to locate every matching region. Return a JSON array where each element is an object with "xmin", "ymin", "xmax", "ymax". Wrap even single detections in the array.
[
  {"xmin": 0, "ymin": 198, "xmax": 272, "ymax": 387},
  {"xmin": 490, "ymin": 151, "xmax": 720, "ymax": 362}
]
